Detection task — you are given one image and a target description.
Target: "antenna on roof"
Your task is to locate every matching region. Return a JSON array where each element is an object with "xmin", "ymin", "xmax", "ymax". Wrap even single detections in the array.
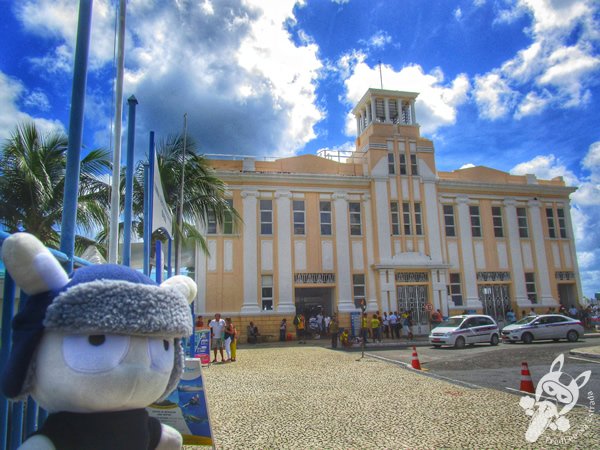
[{"xmin": 378, "ymin": 60, "xmax": 383, "ymax": 89}]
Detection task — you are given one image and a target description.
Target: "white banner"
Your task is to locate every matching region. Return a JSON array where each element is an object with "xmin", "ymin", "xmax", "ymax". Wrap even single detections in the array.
[{"xmin": 152, "ymin": 153, "xmax": 173, "ymax": 236}]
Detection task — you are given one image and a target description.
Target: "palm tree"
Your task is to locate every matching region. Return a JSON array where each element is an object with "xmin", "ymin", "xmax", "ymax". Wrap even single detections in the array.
[
  {"xmin": 131, "ymin": 133, "xmax": 240, "ymax": 266},
  {"xmin": 0, "ymin": 122, "xmax": 111, "ymax": 253}
]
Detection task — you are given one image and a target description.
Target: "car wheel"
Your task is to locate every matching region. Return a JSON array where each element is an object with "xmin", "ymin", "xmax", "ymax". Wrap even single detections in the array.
[
  {"xmin": 433, "ymin": 345, "xmax": 442, "ymax": 348},
  {"xmin": 567, "ymin": 330, "xmax": 579, "ymax": 342},
  {"xmin": 522, "ymin": 333, "xmax": 533, "ymax": 344},
  {"xmin": 490, "ymin": 334, "xmax": 499, "ymax": 346},
  {"xmin": 454, "ymin": 336, "xmax": 466, "ymax": 349},
  {"xmin": 553, "ymin": 338, "xmax": 560, "ymax": 342}
]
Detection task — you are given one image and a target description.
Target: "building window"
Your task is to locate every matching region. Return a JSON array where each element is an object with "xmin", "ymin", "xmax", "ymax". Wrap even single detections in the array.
[
  {"xmin": 320, "ymin": 201, "xmax": 332, "ymax": 235},
  {"xmin": 557, "ymin": 208, "xmax": 567, "ymax": 238},
  {"xmin": 390, "ymin": 202, "xmax": 400, "ymax": 235},
  {"xmin": 260, "ymin": 199, "xmax": 273, "ymax": 235},
  {"xmin": 353, "ymin": 274, "xmax": 365, "ymax": 303},
  {"xmin": 349, "ymin": 202, "xmax": 362, "ymax": 235},
  {"xmin": 261, "ymin": 275, "xmax": 273, "ymax": 311},
  {"xmin": 207, "ymin": 210, "xmax": 217, "ymax": 234},
  {"xmin": 414, "ymin": 202, "xmax": 423, "ymax": 235},
  {"xmin": 443, "ymin": 205, "xmax": 455, "ymax": 237},
  {"xmin": 223, "ymin": 198, "xmax": 234, "ymax": 234},
  {"xmin": 207, "ymin": 199, "xmax": 234, "ymax": 235},
  {"xmin": 402, "ymin": 202, "xmax": 412, "ymax": 235},
  {"xmin": 546, "ymin": 207, "xmax": 556, "ymax": 238},
  {"xmin": 517, "ymin": 207, "xmax": 529, "ymax": 238},
  {"xmin": 388, "ymin": 152, "xmax": 395, "ymax": 175},
  {"xmin": 399, "ymin": 154, "xmax": 407, "ymax": 175},
  {"xmin": 293, "ymin": 200, "xmax": 305, "ymax": 235},
  {"xmin": 492, "ymin": 206, "xmax": 504, "ymax": 238},
  {"xmin": 448, "ymin": 273, "xmax": 463, "ymax": 306},
  {"xmin": 410, "ymin": 154, "xmax": 418, "ymax": 176},
  {"xmin": 470, "ymin": 205, "xmax": 482, "ymax": 237},
  {"xmin": 525, "ymin": 273, "xmax": 537, "ymax": 303}
]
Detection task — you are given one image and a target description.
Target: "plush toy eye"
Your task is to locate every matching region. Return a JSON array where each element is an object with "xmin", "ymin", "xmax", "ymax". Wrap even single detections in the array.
[
  {"xmin": 63, "ymin": 334, "xmax": 130, "ymax": 373},
  {"xmin": 148, "ymin": 338, "xmax": 174, "ymax": 373}
]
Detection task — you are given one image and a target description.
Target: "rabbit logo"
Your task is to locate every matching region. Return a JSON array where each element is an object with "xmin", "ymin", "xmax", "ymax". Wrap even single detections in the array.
[{"xmin": 520, "ymin": 354, "xmax": 592, "ymax": 443}]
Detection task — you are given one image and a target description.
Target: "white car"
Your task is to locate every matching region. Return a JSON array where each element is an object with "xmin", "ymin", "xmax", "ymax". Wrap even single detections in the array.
[
  {"xmin": 501, "ymin": 314, "xmax": 585, "ymax": 344},
  {"xmin": 429, "ymin": 314, "xmax": 500, "ymax": 348}
]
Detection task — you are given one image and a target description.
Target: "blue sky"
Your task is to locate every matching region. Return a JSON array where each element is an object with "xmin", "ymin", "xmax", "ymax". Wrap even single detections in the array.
[{"xmin": 1, "ymin": 0, "xmax": 599, "ymax": 298}]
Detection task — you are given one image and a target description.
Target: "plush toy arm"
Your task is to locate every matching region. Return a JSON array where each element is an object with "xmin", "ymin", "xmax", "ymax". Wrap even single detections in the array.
[
  {"xmin": 155, "ymin": 424, "xmax": 183, "ymax": 450},
  {"xmin": 18, "ymin": 435, "xmax": 56, "ymax": 450}
]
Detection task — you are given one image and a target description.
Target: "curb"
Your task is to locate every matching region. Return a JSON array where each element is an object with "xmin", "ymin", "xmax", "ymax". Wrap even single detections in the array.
[{"xmin": 569, "ymin": 349, "xmax": 600, "ymax": 360}]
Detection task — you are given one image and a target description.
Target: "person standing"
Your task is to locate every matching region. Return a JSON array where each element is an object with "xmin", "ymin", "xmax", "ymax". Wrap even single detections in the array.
[
  {"xmin": 223, "ymin": 317, "xmax": 235, "ymax": 362},
  {"xmin": 279, "ymin": 318, "xmax": 287, "ymax": 342},
  {"xmin": 209, "ymin": 313, "xmax": 226, "ymax": 363},
  {"xmin": 230, "ymin": 319, "xmax": 238, "ymax": 362},
  {"xmin": 294, "ymin": 312, "xmax": 306, "ymax": 344},
  {"xmin": 371, "ymin": 313, "xmax": 381, "ymax": 343},
  {"xmin": 382, "ymin": 312, "xmax": 390, "ymax": 339},
  {"xmin": 329, "ymin": 315, "xmax": 339, "ymax": 348},
  {"xmin": 431, "ymin": 309, "xmax": 443, "ymax": 328},
  {"xmin": 389, "ymin": 311, "xmax": 398, "ymax": 339},
  {"xmin": 361, "ymin": 312, "xmax": 369, "ymax": 344}
]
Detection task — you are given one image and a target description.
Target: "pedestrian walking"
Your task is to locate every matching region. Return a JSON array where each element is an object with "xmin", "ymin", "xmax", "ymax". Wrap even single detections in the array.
[
  {"xmin": 209, "ymin": 313, "xmax": 226, "ymax": 363},
  {"xmin": 389, "ymin": 311, "xmax": 399, "ymax": 339},
  {"xmin": 361, "ymin": 312, "xmax": 369, "ymax": 343},
  {"xmin": 371, "ymin": 313, "xmax": 381, "ymax": 343},
  {"xmin": 329, "ymin": 315, "xmax": 339, "ymax": 348}
]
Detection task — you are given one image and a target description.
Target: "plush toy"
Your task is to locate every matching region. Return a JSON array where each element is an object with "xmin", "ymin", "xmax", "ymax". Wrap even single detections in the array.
[{"xmin": 1, "ymin": 232, "xmax": 196, "ymax": 450}]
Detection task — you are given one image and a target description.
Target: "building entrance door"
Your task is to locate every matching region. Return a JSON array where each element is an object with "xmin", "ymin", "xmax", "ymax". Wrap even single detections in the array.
[
  {"xmin": 479, "ymin": 284, "xmax": 510, "ymax": 327},
  {"xmin": 294, "ymin": 287, "xmax": 334, "ymax": 318},
  {"xmin": 558, "ymin": 283, "xmax": 576, "ymax": 308},
  {"xmin": 396, "ymin": 285, "xmax": 429, "ymax": 335}
]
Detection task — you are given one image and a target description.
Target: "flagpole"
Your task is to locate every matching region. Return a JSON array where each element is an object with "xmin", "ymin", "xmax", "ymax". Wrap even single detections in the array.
[
  {"xmin": 174, "ymin": 113, "xmax": 187, "ymax": 275},
  {"xmin": 108, "ymin": 0, "xmax": 127, "ymax": 264}
]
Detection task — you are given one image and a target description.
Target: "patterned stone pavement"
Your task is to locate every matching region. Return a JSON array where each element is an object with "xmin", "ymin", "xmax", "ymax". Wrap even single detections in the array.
[{"xmin": 194, "ymin": 346, "xmax": 599, "ymax": 449}]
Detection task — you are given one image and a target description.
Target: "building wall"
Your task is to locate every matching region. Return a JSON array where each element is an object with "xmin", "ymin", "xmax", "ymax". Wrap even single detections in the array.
[{"xmin": 195, "ymin": 88, "xmax": 581, "ymax": 338}]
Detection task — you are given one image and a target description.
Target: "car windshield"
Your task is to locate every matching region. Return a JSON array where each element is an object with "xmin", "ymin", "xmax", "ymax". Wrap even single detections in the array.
[
  {"xmin": 440, "ymin": 317, "xmax": 464, "ymax": 327},
  {"xmin": 514, "ymin": 316, "xmax": 537, "ymax": 325}
]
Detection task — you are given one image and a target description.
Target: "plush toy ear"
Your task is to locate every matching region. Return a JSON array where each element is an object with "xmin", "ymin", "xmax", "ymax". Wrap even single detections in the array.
[
  {"xmin": 1, "ymin": 233, "xmax": 69, "ymax": 295},
  {"xmin": 161, "ymin": 275, "xmax": 197, "ymax": 304}
]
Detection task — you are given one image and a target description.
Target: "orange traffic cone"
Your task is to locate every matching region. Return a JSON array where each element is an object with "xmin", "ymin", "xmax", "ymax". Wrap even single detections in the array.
[
  {"xmin": 411, "ymin": 346, "xmax": 422, "ymax": 370},
  {"xmin": 520, "ymin": 361, "xmax": 535, "ymax": 394}
]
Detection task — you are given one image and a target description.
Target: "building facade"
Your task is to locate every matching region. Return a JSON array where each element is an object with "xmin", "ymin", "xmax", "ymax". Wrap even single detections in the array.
[{"xmin": 196, "ymin": 88, "xmax": 582, "ymax": 338}]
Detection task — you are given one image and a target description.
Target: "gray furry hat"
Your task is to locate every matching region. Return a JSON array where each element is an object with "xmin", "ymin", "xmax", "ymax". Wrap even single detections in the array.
[{"xmin": 1, "ymin": 233, "xmax": 196, "ymax": 400}]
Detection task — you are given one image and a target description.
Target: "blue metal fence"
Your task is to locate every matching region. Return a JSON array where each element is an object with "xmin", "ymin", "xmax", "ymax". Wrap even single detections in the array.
[{"xmin": 0, "ymin": 231, "xmax": 93, "ymax": 450}]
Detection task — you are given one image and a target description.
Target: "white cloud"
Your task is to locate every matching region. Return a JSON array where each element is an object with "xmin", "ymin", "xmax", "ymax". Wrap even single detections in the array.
[
  {"xmin": 510, "ymin": 154, "xmax": 578, "ymax": 185},
  {"xmin": 0, "ymin": 71, "xmax": 65, "ymax": 142},
  {"xmin": 12, "ymin": 0, "xmax": 325, "ymax": 157},
  {"xmin": 473, "ymin": 72, "xmax": 517, "ymax": 119},
  {"xmin": 460, "ymin": 163, "xmax": 475, "ymax": 169},
  {"xmin": 360, "ymin": 31, "xmax": 392, "ymax": 49},
  {"xmin": 339, "ymin": 58, "xmax": 470, "ymax": 136},
  {"xmin": 474, "ymin": 0, "xmax": 600, "ymax": 119},
  {"xmin": 454, "ymin": 7, "xmax": 463, "ymax": 21},
  {"xmin": 23, "ymin": 89, "xmax": 51, "ymax": 112}
]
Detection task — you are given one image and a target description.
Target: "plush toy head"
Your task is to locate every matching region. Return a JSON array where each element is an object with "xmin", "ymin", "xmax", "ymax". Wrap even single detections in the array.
[{"xmin": 1, "ymin": 232, "xmax": 196, "ymax": 414}]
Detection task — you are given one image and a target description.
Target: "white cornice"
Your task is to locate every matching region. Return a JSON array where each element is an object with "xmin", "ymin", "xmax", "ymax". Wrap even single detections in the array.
[
  {"xmin": 215, "ymin": 171, "xmax": 371, "ymax": 187},
  {"xmin": 437, "ymin": 179, "xmax": 576, "ymax": 197}
]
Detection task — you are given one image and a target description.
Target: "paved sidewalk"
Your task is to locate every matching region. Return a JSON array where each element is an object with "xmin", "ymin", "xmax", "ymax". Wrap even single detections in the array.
[
  {"xmin": 570, "ymin": 344, "xmax": 600, "ymax": 360},
  {"xmin": 196, "ymin": 346, "xmax": 599, "ymax": 449}
]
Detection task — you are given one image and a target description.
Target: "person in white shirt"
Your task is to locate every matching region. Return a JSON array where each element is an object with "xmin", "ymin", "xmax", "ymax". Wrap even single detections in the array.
[
  {"xmin": 209, "ymin": 313, "xmax": 226, "ymax": 363},
  {"xmin": 389, "ymin": 312, "xmax": 398, "ymax": 339}
]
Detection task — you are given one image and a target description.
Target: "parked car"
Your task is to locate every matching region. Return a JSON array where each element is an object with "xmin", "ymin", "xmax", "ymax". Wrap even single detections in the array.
[
  {"xmin": 429, "ymin": 314, "xmax": 500, "ymax": 348},
  {"xmin": 501, "ymin": 314, "xmax": 585, "ymax": 344}
]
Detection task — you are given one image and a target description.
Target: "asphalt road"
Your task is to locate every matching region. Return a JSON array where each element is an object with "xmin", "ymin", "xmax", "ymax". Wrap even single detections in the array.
[{"xmin": 367, "ymin": 339, "xmax": 600, "ymax": 409}]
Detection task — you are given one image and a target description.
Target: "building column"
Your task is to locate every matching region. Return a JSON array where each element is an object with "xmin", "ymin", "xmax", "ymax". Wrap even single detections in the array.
[
  {"xmin": 365, "ymin": 106, "xmax": 371, "ymax": 125},
  {"xmin": 275, "ymin": 191, "xmax": 295, "ymax": 313},
  {"xmin": 363, "ymin": 194, "xmax": 378, "ymax": 311},
  {"xmin": 528, "ymin": 199, "xmax": 557, "ymax": 306},
  {"xmin": 456, "ymin": 195, "xmax": 481, "ymax": 308},
  {"xmin": 410, "ymin": 100, "xmax": 416, "ymax": 124},
  {"xmin": 334, "ymin": 192, "xmax": 354, "ymax": 312},
  {"xmin": 374, "ymin": 177, "xmax": 392, "ymax": 263},
  {"xmin": 504, "ymin": 198, "xmax": 529, "ymax": 307},
  {"xmin": 396, "ymin": 99, "xmax": 402, "ymax": 124},
  {"xmin": 241, "ymin": 191, "xmax": 260, "ymax": 313},
  {"xmin": 563, "ymin": 200, "xmax": 584, "ymax": 303},
  {"xmin": 384, "ymin": 98, "xmax": 390, "ymax": 123},
  {"xmin": 370, "ymin": 98, "xmax": 376, "ymax": 124},
  {"xmin": 194, "ymin": 219, "xmax": 207, "ymax": 313},
  {"xmin": 356, "ymin": 116, "xmax": 361, "ymax": 135}
]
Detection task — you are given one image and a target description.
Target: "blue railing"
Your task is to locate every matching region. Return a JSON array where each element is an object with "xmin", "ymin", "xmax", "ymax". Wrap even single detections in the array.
[{"xmin": 0, "ymin": 231, "xmax": 93, "ymax": 450}]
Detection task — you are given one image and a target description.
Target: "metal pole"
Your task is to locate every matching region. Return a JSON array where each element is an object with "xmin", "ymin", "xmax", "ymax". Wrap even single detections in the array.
[
  {"xmin": 174, "ymin": 113, "xmax": 187, "ymax": 275},
  {"xmin": 143, "ymin": 162, "xmax": 150, "ymax": 276},
  {"xmin": 108, "ymin": 0, "xmax": 127, "ymax": 264},
  {"xmin": 123, "ymin": 95, "xmax": 138, "ymax": 267},
  {"xmin": 167, "ymin": 238, "xmax": 172, "ymax": 278},
  {"xmin": 156, "ymin": 240, "xmax": 162, "ymax": 283},
  {"xmin": 59, "ymin": 0, "xmax": 93, "ymax": 273}
]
